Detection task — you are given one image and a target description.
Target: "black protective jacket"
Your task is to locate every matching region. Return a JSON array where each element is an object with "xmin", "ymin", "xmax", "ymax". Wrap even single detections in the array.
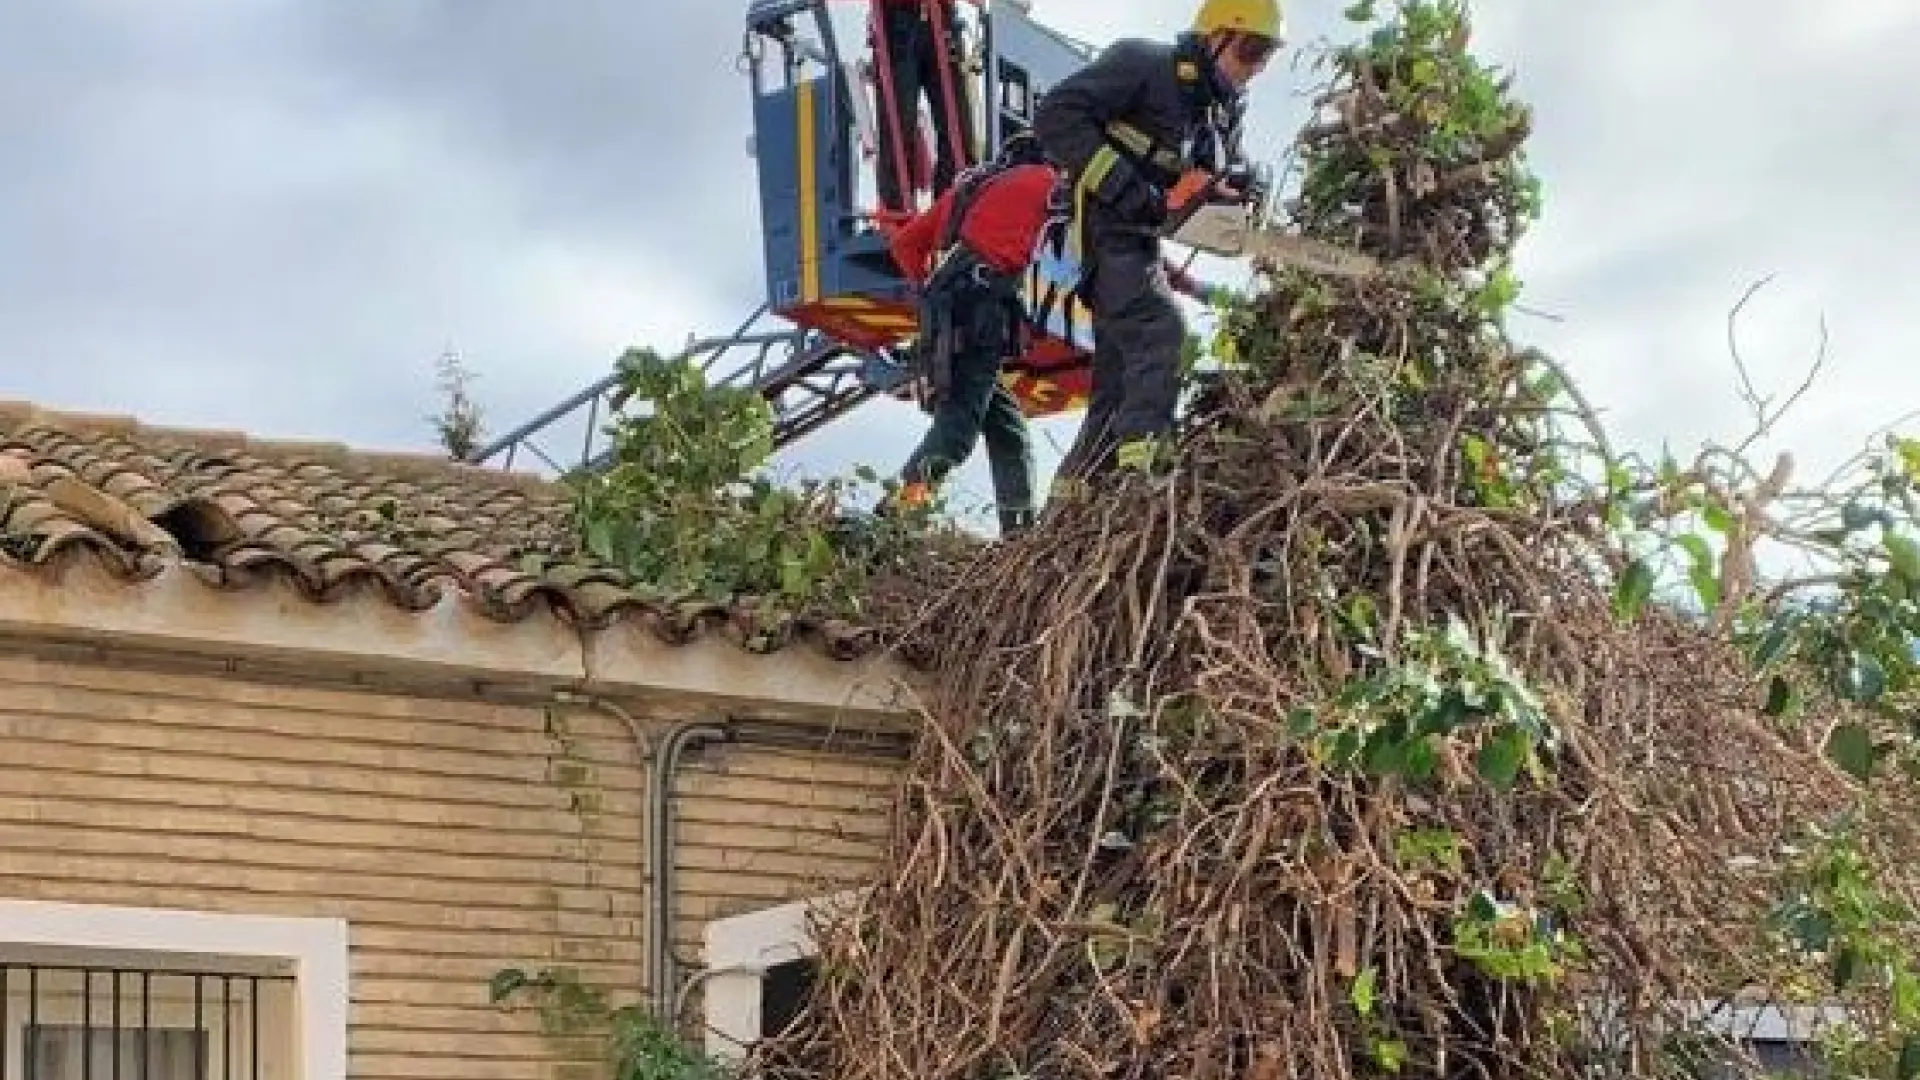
[{"xmin": 1031, "ymin": 34, "xmax": 1246, "ymax": 232}]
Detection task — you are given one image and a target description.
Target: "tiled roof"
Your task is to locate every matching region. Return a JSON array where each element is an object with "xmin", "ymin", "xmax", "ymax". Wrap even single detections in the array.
[{"xmin": 0, "ymin": 401, "xmax": 877, "ymax": 660}]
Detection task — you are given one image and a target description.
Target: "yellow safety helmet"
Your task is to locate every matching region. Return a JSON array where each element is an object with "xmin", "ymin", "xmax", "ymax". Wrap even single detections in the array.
[{"xmin": 1193, "ymin": 0, "xmax": 1284, "ymax": 41}]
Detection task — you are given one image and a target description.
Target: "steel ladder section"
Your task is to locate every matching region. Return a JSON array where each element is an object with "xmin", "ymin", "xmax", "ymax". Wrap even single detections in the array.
[{"xmin": 462, "ymin": 305, "xmax": 911, "ymax": 475}]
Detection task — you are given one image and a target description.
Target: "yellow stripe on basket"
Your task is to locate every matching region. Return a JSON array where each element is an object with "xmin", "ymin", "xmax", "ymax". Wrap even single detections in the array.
[{"xmin": 796, "ymin": 80, "xmax": 820, "ymax": 302}]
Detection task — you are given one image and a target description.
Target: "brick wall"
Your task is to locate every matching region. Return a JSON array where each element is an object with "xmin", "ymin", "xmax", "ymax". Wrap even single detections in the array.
[{"xmin": 0, "ymin": 649, "xmax": 900, "ymax": 1080}]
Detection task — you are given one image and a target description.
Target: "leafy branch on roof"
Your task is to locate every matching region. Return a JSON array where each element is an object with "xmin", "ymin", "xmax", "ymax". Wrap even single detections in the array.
[{"xmin": 563, "ymin": 345, "xmax": 956, "ymax": 628}]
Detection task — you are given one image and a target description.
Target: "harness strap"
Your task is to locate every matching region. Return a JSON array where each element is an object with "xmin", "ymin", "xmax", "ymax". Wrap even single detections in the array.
[
  {"xmin": 1021, "ymin": 188, "xmax": 1095, "ymax": 355},
  {"xmin": 922, "ymin": 156, "xmax": 1011, "ymax": 285},
  {"xmin": 1102, "ymin": 120, "xmax": 1187, "ymax": 179}
]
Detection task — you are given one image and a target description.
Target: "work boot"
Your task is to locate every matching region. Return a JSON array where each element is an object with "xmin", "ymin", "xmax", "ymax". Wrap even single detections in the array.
[{"xmin": 874, "ymin": 480, "xmax": 934, "ymax": 520}]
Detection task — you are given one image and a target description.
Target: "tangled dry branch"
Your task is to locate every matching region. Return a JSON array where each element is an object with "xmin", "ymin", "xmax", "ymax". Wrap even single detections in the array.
[{"xmin": 747, "ymin": 4, "xmax": 1920, "ymax": 1079}]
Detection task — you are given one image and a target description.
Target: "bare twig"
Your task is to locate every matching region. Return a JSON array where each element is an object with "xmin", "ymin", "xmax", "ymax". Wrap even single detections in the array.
[{"xmin": 1724, "ymin": 275, "xmax": 1832, "ymax": 458}]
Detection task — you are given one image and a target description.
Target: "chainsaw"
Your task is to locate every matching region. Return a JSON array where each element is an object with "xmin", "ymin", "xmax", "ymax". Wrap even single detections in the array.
[{"xmin": 1161, "ymin": 166, "xmax": 1386, "ymax": 280}]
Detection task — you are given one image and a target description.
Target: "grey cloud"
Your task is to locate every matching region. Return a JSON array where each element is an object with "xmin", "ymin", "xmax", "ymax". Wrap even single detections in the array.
[
  {"xmin": 1473, "ymin": 1, "xmax": 1919, "ymax": 483},
  {"xmin": 0, "ymin": 0, "xmax": 761, "ymax": 451},
  {"xmin": 281, "ymin": 2, "xmax": 767, "ymax": 289}
]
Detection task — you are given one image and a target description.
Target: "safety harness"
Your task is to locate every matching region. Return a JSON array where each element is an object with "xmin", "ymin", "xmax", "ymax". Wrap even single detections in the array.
[
  {"xmin": 1017, "ymin": 118, "xmax": 1188, "ymax": 356},
  {"xmin": 910, "ymin": 158, "xmax": 1032, "ymax": 404}
]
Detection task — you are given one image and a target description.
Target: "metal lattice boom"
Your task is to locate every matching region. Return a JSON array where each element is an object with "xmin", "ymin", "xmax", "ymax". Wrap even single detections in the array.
[{"xmin": 463, "ymin": 304, "xmax": 913, "ymax": 475}]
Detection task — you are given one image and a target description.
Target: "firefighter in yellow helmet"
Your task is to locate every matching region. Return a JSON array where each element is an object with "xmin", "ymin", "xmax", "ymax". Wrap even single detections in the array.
[{"xmin": 1031, "ymin": 0, "xmax": 1282, "ymax": 498}]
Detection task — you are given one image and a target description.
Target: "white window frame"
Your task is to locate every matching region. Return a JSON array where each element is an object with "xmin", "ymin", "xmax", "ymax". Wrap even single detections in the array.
[
  {"xmin": 0, "ymin": 900, "xmax": 348, "ymax": 1080},
  {"xmin": 701, "ymin": 891, "xmax": 863, "ymax": 1065}
]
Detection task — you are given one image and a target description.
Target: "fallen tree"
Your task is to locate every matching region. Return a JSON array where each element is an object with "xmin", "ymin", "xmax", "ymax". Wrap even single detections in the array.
[{"xmin": 534, "ymin": 1, "xmax": 1920, "ymax": 1077}]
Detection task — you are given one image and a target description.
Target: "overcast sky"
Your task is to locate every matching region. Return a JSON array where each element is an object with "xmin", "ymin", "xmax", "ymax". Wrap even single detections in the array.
[{"xmin": 2, "ymin": 0, "xmax": 1915, "ymax": 523}]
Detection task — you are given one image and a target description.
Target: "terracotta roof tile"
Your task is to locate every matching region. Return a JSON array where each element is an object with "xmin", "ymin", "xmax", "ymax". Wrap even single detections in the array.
[{"xmin": 0, "ymin": 401, "xmax": 878, "ymax": 660}]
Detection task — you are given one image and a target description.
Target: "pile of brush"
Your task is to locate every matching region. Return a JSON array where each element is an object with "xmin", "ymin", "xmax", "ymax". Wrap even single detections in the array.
[{"xmin": 755, "ymin": 3, "xmax": 1920, "ymax": 1078}]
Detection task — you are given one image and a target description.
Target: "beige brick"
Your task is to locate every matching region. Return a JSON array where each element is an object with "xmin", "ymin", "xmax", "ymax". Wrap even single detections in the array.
[
  {"xmin": 347, "ymin": 1051, "xmax": 551, "ymax": 1080},
  {"xmin": 0, "ymin": 794, "xmax": 643, "ymax": 864},
  {"xmin": 676, "ymin": 772, "xmax": 889, "ymax": 811}
]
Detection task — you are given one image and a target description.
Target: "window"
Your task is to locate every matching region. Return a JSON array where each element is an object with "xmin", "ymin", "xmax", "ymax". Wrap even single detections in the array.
[
  {"xmin": 3, "ymin": 966, "xmax": 289, "ymax": 1080},
  {"xmin": 0, "ymin": 902, "xmax": 347, "ymax": 1080},
  {"xmin": 702, "ymin": 892, "xmax": 863, "ymax": 1065},
  {"xmin": 26, "ymin": 1026, "xmax": 206, "ymax": 1080}
]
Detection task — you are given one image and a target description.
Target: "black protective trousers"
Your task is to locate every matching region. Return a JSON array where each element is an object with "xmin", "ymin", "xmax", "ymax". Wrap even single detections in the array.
[
  {"xmin": 1054, "ymin": 224, "xmax": 1186, "ymax": 482},
  {"xmin": 872, "ymin": 2, "xmax": 975, "ymax": 210},
  {"xmin": 899, "ymin": 285, "xmax": 1036, "ymax": 535}
]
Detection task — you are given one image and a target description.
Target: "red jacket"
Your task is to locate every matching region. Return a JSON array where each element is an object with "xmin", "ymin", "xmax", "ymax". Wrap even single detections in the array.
[
  {"xmin": 888, "ymin": 164, "xmax": 1057, "ymax": 286},
  {"xmin": 886, "ymin": 162, "xmax": 1212, "ymax": 299}
]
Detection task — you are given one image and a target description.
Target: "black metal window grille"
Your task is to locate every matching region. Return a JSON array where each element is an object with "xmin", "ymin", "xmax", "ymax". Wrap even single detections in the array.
[{"xmin": 0, "ymin": 965, "xmax": 294, "ymax": 1080}]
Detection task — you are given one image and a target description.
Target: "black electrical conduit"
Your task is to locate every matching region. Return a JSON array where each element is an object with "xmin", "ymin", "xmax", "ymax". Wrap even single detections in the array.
[{"xmin": 643, "ymin": 714, "xmax": 917, "ymax": 1023}]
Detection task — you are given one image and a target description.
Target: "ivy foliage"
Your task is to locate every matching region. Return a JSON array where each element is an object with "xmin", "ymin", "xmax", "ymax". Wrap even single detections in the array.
[
  {"xmin": 491, "ymin": 967, "xmax": 730, "ymax": 1080},
  {"xmin": 564, "ymin": 346, "xmax": 929, "ymax": 620},
  {"xmin": 1601, "ymin": 430, "xmax": 1920, "ymax": 789}
]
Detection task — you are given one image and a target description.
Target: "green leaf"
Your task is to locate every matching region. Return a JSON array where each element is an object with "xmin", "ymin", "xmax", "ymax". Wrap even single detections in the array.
[
  {"xmin": 808, "ymin": 528, "xmax": 835, "ymax": 573},
  {"xmin": 1762, "ymin": 676, "xmax": 1794, "ymax": 717},
  {"xmin": 1896, "ymin": 436, "xmax": 1920, "ymax": 485},
  {"xmin": 1372, "ymin": 1038, "xmax": 1408, "ymax": 1073},
  {"xmin": 1784, "ymin": 909, "xmax": 1832, "ymax": 952},
  {"xmin": 1400, "ymin": 734, "xmax": 1439, "ymax": 781},
  {"xmin": 1344, "ymin": 593, "xmax": 1379, "ymax": 636},
  {"xmin": 1754, "ymin": 614, "xmax": 1797, "ymax": 668},
  {"xmin": 489, "ymin": 968, "xmax": 531, "ymax": 1004},
  {"xmin": 1839, "ymin": 651, "xmax": 1889, "ymax": 704},
  {"xmin": 1900, "ymin": 1035, "xmax": 1920, "ymax": 1080},
  {"xmin": 1888, "ymin": 533, "xmax": 1920, "ymax": 582},
  {"xmin": 1675, "ymin": 533, "xmax": 1714, "ymax": 573},
  {"xmin": 1613, "ymin": 559, "xmax": 1654, "ymax": 621},
  {"xmin": 1701, "ymin": 502, "xmax": 1735, "ymax": 534},
  {"xmin": 1418, "ymin": 689, "xmax": 1471, "ymax": 735},
  {"xmin": 1349, "ymin": 966, "xmax": 1378, "ymax": 1018},
  {"xmin": 584, "ymin": 518, "xmax": 617, "ymax": 564},
  {"xmin": 1476, "ymin": 727, "xmax": 1531, "ymax": 792},
  {"xmin": 1825, "ymin": 722, "xmax": 1875, "ymax": 782},
  {"xmin": 1892, "ymin": 969, "xmax": 1920, "ymax": 1025},
  {"xmin": 1832, "ymin": 944, "xmax": 1860, "ymax": 990},
  {"xmin": 1688, "ymin": 564, "xmax": 1721, "ymax": 612},
  {"xmin": 1363, "ymin": 728, "xmax": 1409, "ymax": 777}
]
